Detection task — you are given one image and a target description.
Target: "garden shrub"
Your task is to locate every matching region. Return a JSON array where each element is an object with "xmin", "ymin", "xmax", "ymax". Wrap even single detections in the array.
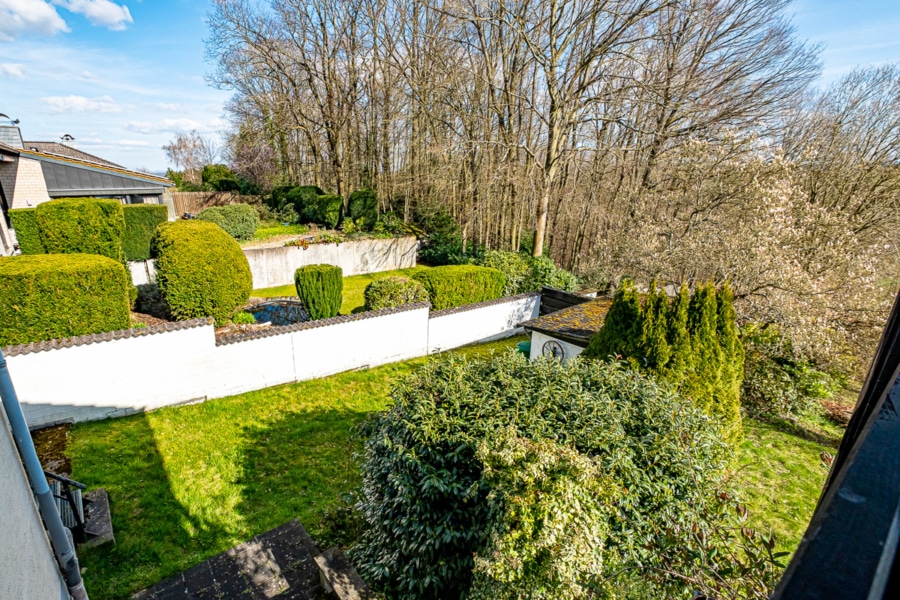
[
  {"xmin": 285, "ymin": 185, "xmax": 324, "ymax": 222},
  {"xmin": 196, "ymin": 203, "xmax": 260, "ymax": 241},
  {"xmin": 9, "ymin": 208, "xmax": 44, "ymax": 254},
  {"xmin": 412, "ymin": 265, "xmax": 505, "ymax": 310},
  {"xmin": 523, "ymin": 255, "xmax": 578, "ymax": 292},
  {"xmin": 363, "ymin": 276, "xmax": 428, "ymax": 311},
  {"xmin": 355, "ymin": 352, "xmax": 730, "ymax": 599},
  {"xmin": 418, "ymin": 210, "xmax": 473, "ymax": 265},
  {"xmin": 35, "ymin": 197, "xmax": 125, "ymax": 262},
  {"xmin": 122, "ymin": 204, "xmax": 168, "ymax": 261},
  {"xmin": 294, "ymin": 264, "xmax": 342, "ymax": 320},
  {"xmin": 151, "ymin": 220, "xmax": 252, "ymax": 324},
  {"xmin": 348, "ymin": 188, "xmax": 378, "ymax": 230},
  {"xmin": 0, "ymin": 253, "xmax": 130, "ymax": 346},
  {"xmin": 480, "ymin": 250, "xmax": 578, "ymax": 295},
  {"xmin": 313, "ymin": 194, "xmax": 343, "ymax": 229},
  {"xmin": 583, "ymin": 280, "xmax": 744, "ymax": 444}
]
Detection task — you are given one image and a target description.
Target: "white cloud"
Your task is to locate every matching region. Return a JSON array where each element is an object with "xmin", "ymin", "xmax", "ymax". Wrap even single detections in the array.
[
  {"xmin": 80, "ymin": 70, "xmax": 98, "ymax": 80},
  {"xmin": 52, "ymin": 0, "xmax": 132, "ymax": 30},
  {"xmin": 0, "ymin": 0, "xmax": 69, "ymax": 41},
  {"xmin": 125, "ymin": 118, "xmax": 210, "ymax": 134},
  {"xmin": 116, "ymin": 138, "xmax": 149, "ymax": 147},
  {"xmin": 154, "ymin": 103, "xmax": 183, "ymax": 112},
  {"xmin": 0, "ymin": 63, "xmax": 27, "ymax": 78},
  {"xmin": 40, "ymin": 94, "xmax": 120, "ymax": 113}
]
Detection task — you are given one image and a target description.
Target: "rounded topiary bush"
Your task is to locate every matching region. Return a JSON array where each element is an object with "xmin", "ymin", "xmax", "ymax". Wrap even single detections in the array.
[
  {"xmin": 196, "ymin": 203, "xmax": 260, "ymax": 241},
  {"xmin": 8, "ymin": 208, "xmax": 45, "ymax": 255},
  {"xmin": 363, "ymin": 276, "xmax": 429, "ymax": 311},
  {"xmin": 0, "ymin": 253, "xmax": 131, "ymax": 346},
  {"xmin": 294, "ymin": 264, "xmax": 342, "ymax": 320},
  {"xmin": 348, "ymin": 188, "xmax": 378, "ymax": 230},
  {"xmin": 151, "ymin": 220, "xmax": 252, "ymax": 324},
  {"xmin": 35, "ymin": 197, "xmax": 125, "ymax": 262},
  {"xmin": 412, "ymin": 265, "xmax": 506, "ymax": 310},
  {"xmin": 123, "ymin": 204, "xmax": 169, "ymax": 261},
  {"xmin": 356, "ymin": 352, "xmax": 729, "ymax": 598}
]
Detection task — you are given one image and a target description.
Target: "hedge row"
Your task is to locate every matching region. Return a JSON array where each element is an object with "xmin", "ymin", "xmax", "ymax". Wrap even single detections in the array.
[
  {"xmin": 123, "ymin": 204, "xmax": 169, "ymax": 261},
  {"xmin": 363, "ymin": 276, "xmax": 429, "ymax": 311},
  {"xmin": 8, "ymin": 208, "xmax": 44, "ymax": 254},
  {"xmin": 152, "ymin": 220, "xmax": 253, "ymax": 324},
  {"xmin": 412, "ymin": 265, "xmax": 505, "ymax": 310},
  {"xmin": 0, "ymin": 254, "xmax": 131, "ymax": 347},
  {"xmin": 294, "ymin": 264, "xmax": 343, "ymax": 320},
  {"xmin": 35, "ymin": 198, "xmax": 125, "ymax": 262},
  {"xmin": 196, "ymin": 203, "xmax": 260, "ymax": 241}
]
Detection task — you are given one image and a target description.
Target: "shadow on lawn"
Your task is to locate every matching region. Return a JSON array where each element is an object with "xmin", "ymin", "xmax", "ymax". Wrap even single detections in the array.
[
  {"xmin": 72, "ymin": 412, "xmax": 230, "ymax": 600},
  {"xmin": 235, "ymin": 406, "xmax": 371, "ymax": 550}
]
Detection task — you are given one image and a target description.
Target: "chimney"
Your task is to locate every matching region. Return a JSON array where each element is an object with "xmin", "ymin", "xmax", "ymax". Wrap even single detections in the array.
[{"xmin": 0, "ymin": 114, "xmax": 23, "ymax": 149}]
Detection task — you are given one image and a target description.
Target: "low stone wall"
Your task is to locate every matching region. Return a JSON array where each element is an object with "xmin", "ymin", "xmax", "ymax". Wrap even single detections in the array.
[
  {"xmin": 4, "ymin": 293, "xmax": 539, "ymax": 429},
  {"xmin": 243, "ymin": 236, "xmax": 418, "ymax": 288}
]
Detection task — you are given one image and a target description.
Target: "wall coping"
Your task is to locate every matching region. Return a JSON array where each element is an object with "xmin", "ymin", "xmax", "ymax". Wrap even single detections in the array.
[
  {"xmin": 2, "ymin": 318, "xmax": 213, "ymax": 357},
  {"xmin": 429, "ymin": 292, "xmax": 541, "ymax": 318},
  {"xmin": 241, "ymin": 234, "xmax": 417, "ymax": 254},
  {"xmin": 216, "ymin": 302, "xmax": 431, "ymax": 346}
]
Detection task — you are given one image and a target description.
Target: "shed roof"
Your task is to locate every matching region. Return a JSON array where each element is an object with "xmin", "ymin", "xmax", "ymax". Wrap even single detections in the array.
[
  {"xmin": 521, "ymin": 298, "xmax": 612, "ymax": 347},
  {"xmin": 22, "ymin": 141, "xmax": 123, "ymax": 169}
]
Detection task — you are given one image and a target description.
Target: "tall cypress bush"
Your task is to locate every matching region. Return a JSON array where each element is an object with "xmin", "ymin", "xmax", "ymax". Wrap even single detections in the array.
[
  {"xmin": 582, "ymin": 279, "xmax": 641, "ymax": 362},
  {"xmin": 639, "ymin": 282, "xmax": 671, "ymax": 370},
  {"xmin": 663, "ymin": 284, "xmax": 693, "ymax": 384},
  {"xmin": 294, "ymin": 264, "xmax": 343, "ymax": 319}
]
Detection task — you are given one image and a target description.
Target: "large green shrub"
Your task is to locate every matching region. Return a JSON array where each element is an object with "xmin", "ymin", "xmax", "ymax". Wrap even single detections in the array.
[
  {"xmin": 313, "ymin": 194, "xmax": 343, "ymax": 229},
  {"xmin": 363, "ymin": 276, "xmax": 429, "ymax": 311},
  {"xmin": 583, "ymin": 280, "xmax": 744, "ymax": 444},
  {"xmin": 294, "ymin": 264, "xmax": 342, "ymax": 320},
  {"xmin": 412, "ymin": 265, "xmax": 505, "ymax": 310},
  {"xmin": 196, "ymin": 203, "xmax": 260, "ymax": 241},
  {"xmin": 35, "ymin": 197, "xmax": 125, "ymax": 262},
  {"xmin": 151, "ymin": 220, "xmax": 252, "ymax": 324},
  {"xmin": 356, "ymin": 352, "xmax": 729, "ymax": 598},
  {"xmin": 522, "ymin": 255, "xmax": 578, "ymax": 292},
  {"xmin": 8, "ymin": 208, "xmax": 44, "ymax": 254},
  {"xmin": 123, "ymin": 204, "xmax": 169, "ymax": 261},
  {"xmin": 0, "ymin": 254, "xmax": 130, "ymax": 346},
  {"xmin": 347, "ymin": 188, "xmax": 378, "ymax": 230},
  {"xmin": 418, "ymin": 210, "xmax": 472, "ymax": 265},
  {"xmin": 285, "ymin": 185, "xmax": 324, "ymax": 222},
  {"xmin": 480, "ymin": 250, "xmax": 578, "ymax": 295}
]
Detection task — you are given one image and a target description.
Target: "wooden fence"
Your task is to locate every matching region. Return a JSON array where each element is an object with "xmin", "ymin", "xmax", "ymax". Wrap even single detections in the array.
[{"xmin": 171, "ymin": 192, "xmax": 260, "ymax": 216}]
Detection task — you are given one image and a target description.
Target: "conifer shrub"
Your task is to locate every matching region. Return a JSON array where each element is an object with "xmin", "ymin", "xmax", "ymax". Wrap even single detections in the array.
[
  {"xmin": 347, "ymin": 188, "xmax": 378, "ymax": 230},
  {"xmin": 9, "ymin": 208, "xmax": 44, "ymax": 254},
  {"xmin": 583, "ymin": 280, "xmax": 744, "ymax": 444},
  {"xmin": 356, "ymin": 352, "xmax": 729, "ymax": 598},
  {"xmin": 196, "ymin": 203, "xmax": 260, "ymax": 241},
  {"xmin": 363, "ymin": 276, "xmax": 429, "ymax": 311},
  {"xmin": 151, "ymin": 220, "xmax": 252, "ymax": 324},
  {"xmin": 412, "ymin": 265, "xmax": 505, "ymax": 309},
  {"xmin": 122, "ymin": 204, "xmax": 169, "ymax": 261},
  {"xmin": 0, "ymin": 254, "xmax": 130, "ymax": 346},
  {"xmin": 35, "ymin": 197, "xmax": 125, "ymax": 262},
  {"xmin": 314, "ymin": 194, "xmax": 343, "ymax": 229},
  {"xmin": 294, "ymin": 264, "xmax": 342, "ymax": 319},
  {"xmin": 285, "ymin": 185, "xmax": 324, "ymax": 222}
]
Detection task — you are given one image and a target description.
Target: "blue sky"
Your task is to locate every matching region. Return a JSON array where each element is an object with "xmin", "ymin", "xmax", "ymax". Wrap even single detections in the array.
[{"xmin": 1, "ymin": 0, "xmax": 899, "ymax": 172}]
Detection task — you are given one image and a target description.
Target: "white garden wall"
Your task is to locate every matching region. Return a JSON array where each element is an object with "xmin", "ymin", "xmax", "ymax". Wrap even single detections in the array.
[
  {"xmin": 5, "ymin": 295, "xmax": 536, "ymax": 429},
  {"xmin": 244, "ymin": 236, "xmax": 418, "ymax": 288}
]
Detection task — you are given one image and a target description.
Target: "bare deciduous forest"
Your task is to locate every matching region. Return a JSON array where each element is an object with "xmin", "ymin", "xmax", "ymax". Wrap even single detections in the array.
[{"xmin": 207, "ymin": 0, "xmax": 899, "ymax": 372}]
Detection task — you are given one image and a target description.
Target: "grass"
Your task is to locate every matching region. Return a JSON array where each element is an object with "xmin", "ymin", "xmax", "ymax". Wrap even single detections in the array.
[
  {"xmin": 68, "ymin": 336, "xmax": 523, "ymax": 600},
  {"xmin": 252, "ymin": 265, "xmax": 431, "ymax": 314},
  {"xmin": 246, "ymin": 223, "xmax": 309, "ymax": 244}
]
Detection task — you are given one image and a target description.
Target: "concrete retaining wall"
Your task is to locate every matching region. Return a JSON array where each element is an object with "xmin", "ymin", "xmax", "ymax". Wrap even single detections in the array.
[
  {"xmin": 6, "ymin": 294, "xmax": 538, "ymax": 429},
  {"xmin": 243, "ymin": 236, "xmax": 418, "ymax": 288}
]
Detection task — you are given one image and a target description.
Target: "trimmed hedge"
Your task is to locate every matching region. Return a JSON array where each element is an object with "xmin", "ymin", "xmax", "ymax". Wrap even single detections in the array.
[
  {"xmin": 0, "ymin": 254, "xmax": 131, "ymax": 346},
  {"xmin": 294, "ymin": 264, "xmax": 342, "ymax": 320},
  {"xmin": 123, "ymin": 204, "xmax": 169, "ymax": 261},
  {"xmin": 8, "ymin": 208, "xmax": 44, "ymax": 255},
  {"xmin": 35, "ymin": 197, "xmax": 125, "ymax": 262},
  {"xmin": 412, "ymin": 265, "xmax": 505, "ymax": 310},
  {"xmin": 348, "ymin": 188, "xmax": 378, "ymax": 230},
  {"xmin": 285, "ymin": 185, "xmax": 324, "ymax": 222},
  {"xmin": 364, "ymin": 276, "xmax": 429, "ymax": 311},
  {"xmin": 196, "ymin": 203, "xmax": 260, "ymax": 241},
  {"xmin": 151, "ymin": 220, "xmax": 252, "ymax": 324},
  {"xmin": 313, "ymin": 194, "xmax": 343, "ymax": 229}
]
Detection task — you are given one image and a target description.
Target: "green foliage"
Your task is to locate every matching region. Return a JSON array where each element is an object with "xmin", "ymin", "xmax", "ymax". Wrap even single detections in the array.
[
  {"xmin": 412, "ymin": 265, "xmax": 505, "ymax": 310},
  {"xmin": 122, "ymin": 204, "xmax": 169, "ymax": 261},
  {"xmin": 35, "ymin": 197, "xmax": 125, "ymax": 262},
  {"xmin": 201, "ymin": 164, "xmax": 240, "ymax": 192},
  {"xmin": 232, "ymin": 311, "xmax": 257, "ymax": 325},
  {"xmin": 480, "ymin": 251, "xmax": 579, "ymax": 295},
  {"xmin": 151, "ymin": 220, "xmax": 252, "ymax": 324},
  {"xmin": 740, "ymin": 324, "xmax": 837, "ymax": 418},
  {"xmin": 0, "ymin": 254, "xmax": 130, "ymax": 346},
  {"xmin": 583, "ymin": 280, "xmax": 744, "ymax": 444},
  {"xmin": 285, "ymin": 185, "xmax": 325, "ymax": 223},
  {"xmin": 314, "ymin": 194, "xmax": 343, "ymax": 229},
  {"xmin": 9, "ymin": 208, "xmax": 45, "ymax": 254},
  {"xmin": 523, "ymin": 255, "xmax": 578, "ymax": 292},
  {"xmin": 196, "ymin": 203, "xmax": 260, "ymax": 241},
  {"xmin": 355, "ymin": 352, "xmax": 729, "ymax": 599},
  {"xmin": 348, "ymin": 188, "xmax": 378, "ymax": 230},
  {"xmin": 294, "ymin": 264, "xmax": 343, "ymax": 319},
  {"xmin": 418, "ymin": 210, "xmax": 474, "ymax": 265},
  {"xmin": 363, "ymin": 276, "xmax": 429, "ymax": 311}
]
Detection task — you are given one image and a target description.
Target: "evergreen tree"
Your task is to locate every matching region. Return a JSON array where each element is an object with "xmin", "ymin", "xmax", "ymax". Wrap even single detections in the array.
[
  {"xmin": 715, "ymin": 282, "xmax": 744, "ymax": 442},
  {"xmin": 583, "ymin": 279, "xmax": 642, "ymax": 362},
  {"xmin": 639, "ymin": 281, "xmax": 671, "ymax": 370},
  {"xmin": 684, "ymin": 283, "xmax": 723, "ymax": 422},
  {"xmin": 663, "ymin": 284, "xmax": 693, "ymax": 385}
]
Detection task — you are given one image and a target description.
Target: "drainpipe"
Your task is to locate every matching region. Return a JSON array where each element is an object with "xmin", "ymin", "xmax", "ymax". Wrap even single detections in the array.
[{"xmin": 0, "ymin": 348, "xmax": 89, "ymax": 600}]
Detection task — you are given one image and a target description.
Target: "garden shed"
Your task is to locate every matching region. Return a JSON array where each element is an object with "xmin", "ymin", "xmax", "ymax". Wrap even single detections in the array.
[{"xmin": 521, "ymin": 296, "xmax": 612, "ymax": 361}]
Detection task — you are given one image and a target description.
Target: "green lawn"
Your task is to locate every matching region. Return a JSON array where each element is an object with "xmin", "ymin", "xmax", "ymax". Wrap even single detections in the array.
[
  {"xmin": 252, "ymin": 265, "xmax": 431, "ymax": 314},
  {"xmin": 246, "ymin": 223, "xmax": 310, "ymax": 243},
  {"xmin": 68, "ymin": 336, "xmax": 521, "ymax": 600}
]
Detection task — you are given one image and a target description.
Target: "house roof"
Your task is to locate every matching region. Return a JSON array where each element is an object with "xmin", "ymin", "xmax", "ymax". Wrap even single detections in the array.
[
  {"xmin": 22, "ymin": 141, "xmax": 124, "ymax": 169},
  {"xmin": 521, "ymin": 298, "xmax": 613, "ymax": 347}
]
